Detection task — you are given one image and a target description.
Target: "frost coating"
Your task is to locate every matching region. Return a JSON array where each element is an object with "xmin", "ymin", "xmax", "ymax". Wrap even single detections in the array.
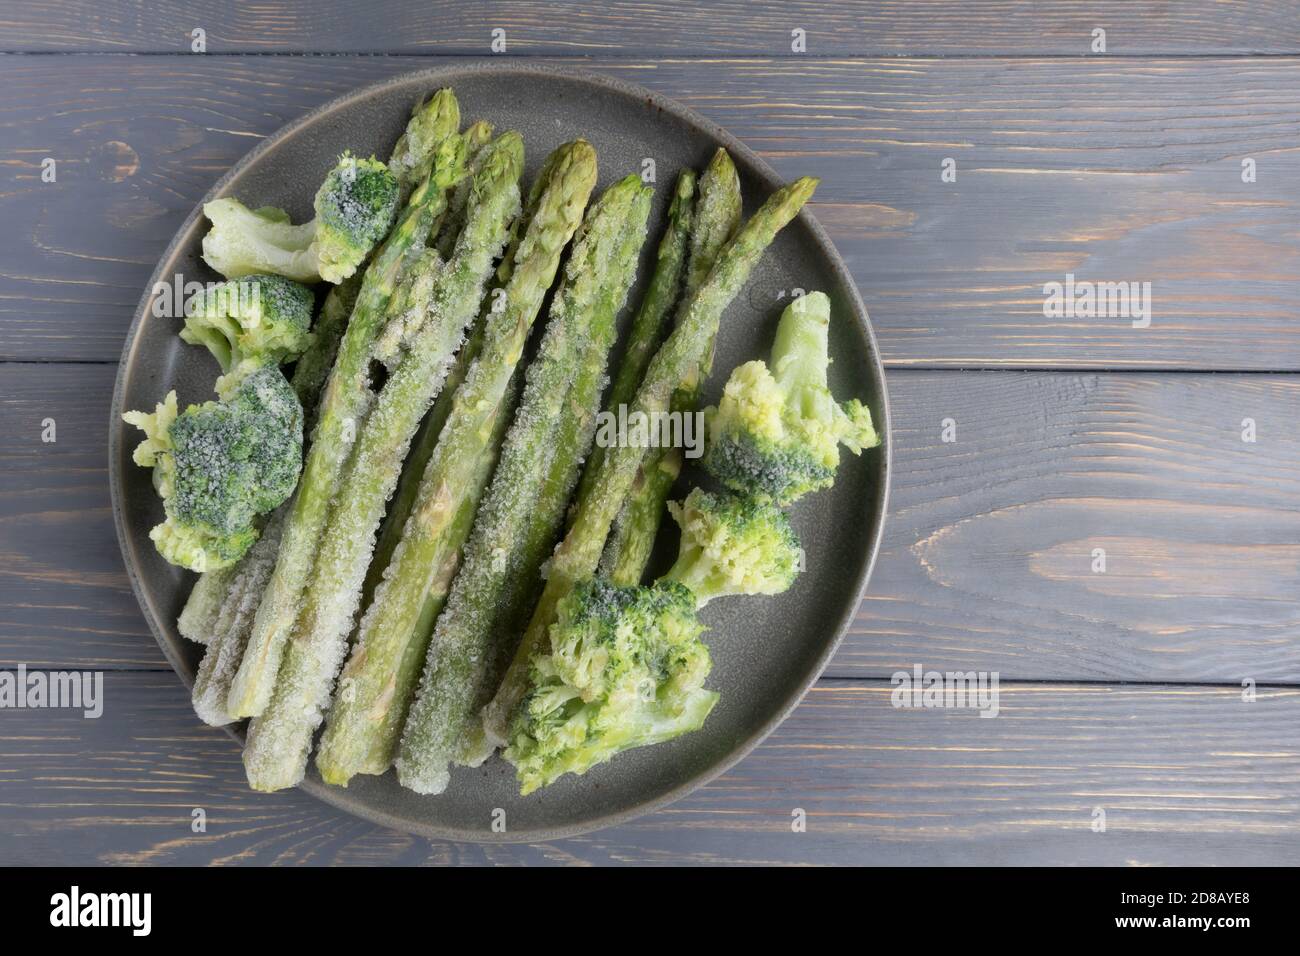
[
  {"xmin": 227, "ymin": 126, "xmax": 468, "ymax": 722},
  {"xmin": 504, "ymin": 578, "xmax": 717, "ymax": 794},
  {"xmin": 482, "ymin": 175, "xmax": 819, "ymax": 748},
  {"xmin": 388, "ymin": 89, "xmax": 461, "ymax": 207},
  {"xmin": 202, "ymin": 154, "xmax": 399, "ymax": 284},
  {"xmin": 702, "ymin": 290, "xmax": 879, "ymax": 505},
  {"xmin": 182, "ymin": 274, "xmax": 314, "ymax": 398},
  {"xmin": 122, "ymin": 366, "xmax": 303, "ymax": 572},
  {"xmin": 244, "ymin": 134, "xmax": 524, "ymax": 791},
  {"xmin": 192, "ymin": 508, "xmax": 287, "ymax": 725},
  {"xmin": 600, "ymin": 150, "xmax": 742, "ymax": 584},
  {"xmin": 314, "ymin": 141, "xmax": 600, "ymax": 788},
  {"xmin": 396, "ymin": 175, "xmax": 651, "ymax": 794}
]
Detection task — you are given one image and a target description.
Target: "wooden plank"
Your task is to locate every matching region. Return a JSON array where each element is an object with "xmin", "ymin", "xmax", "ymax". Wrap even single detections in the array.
[
  {"xmin": 852, "ymin": 370, "xmax": 1300, "ymax": 683},
  {"xmin": 7, "ymin": 364, "xmax": 1299, "ymax": 682},
  {"xmin": 0, "ymin": 674, "xmax": 1295, "ymax": 865},
  {"xmin": 3, "ymin": 55, "xmax": 1300, "ymax": 367},
  {"xmin": 3, "ymin": 1, "xmax": 1298, "ymax": 55},
  {"xmin": 0, "ymin": 364, "xmax": 155, "ymax": 667}
]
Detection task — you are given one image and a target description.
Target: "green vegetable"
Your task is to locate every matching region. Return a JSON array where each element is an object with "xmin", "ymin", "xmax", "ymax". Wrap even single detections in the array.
[
  {"xmin": 601, "ymin": 149, "xmax": 742, "ymax": 582},
  {"xmin": 122, "ymin": 366, "xmax": 303, "ymax": 572},
  {"xmin": 177, "ymin": 278, "xmax": 352, "ymax": 645},
  {"xmin": 311, "ymin": 141, "xmax": 600, "ymax": 789},
  {"xmin": 504, "ymin": 578, "xmax": 716, "ymax": 794},
  {"xmin": 571, "ymin": 169, "xmax": 696, "ymax": 522},
  {"xmin": 660, "ymin": 488, "xmax": 800, "ymax": 604},
  {"xmin": 176, "ymin": 563, "xmax": 236, "ymax": 645},
  {"xmin": 393, "ymin": 174, "xmax": 651, "ymax": 795},
  {"xmin": 181, "ymin": 274, "xmax": 314, "ymax": 397},
  {"xmin": 434, "ymin": 120, "xmax": 496, "ymax": 258},
  {"xmin": 361, "ymin": 312, "xmax": 483, "ymax": 611},
  {"xmin": 243, "ymin": 133, "xmax": 525, "ymax": 792},
  {"xmin": 288, "ymin": 278, "xmax": 357, "ymax": 433},
  {"xmin": 203, "ymin": 153, "xmax": 400, "ymax": 284},
  {"xmin": 179, "ymin": 91, "xmax": 452, "ymax": 649},
  {"xmin": 702, "ymin": 290, "xmax": 879, "ymax": 505},
  {"xmin": 191, "ymin": 507, "xmax": 287, "ymax": 725},
  {"xmin": 389, "ymin": 89, "xmax": 462, "ymax": 206},
  {"xmin": 502, "ymin": 488, "xmax": 797, "ymax": 791},
  {"xmin": 360, "ymin": 126, "xmax": 560, "ymax": 636},
  {"xmin": 227, "ymin": 128, "xmax": 470, "ymax": 721},
  {"xmin": 482, "ymin": 175, "xmax": 818, "ymax": 748}
]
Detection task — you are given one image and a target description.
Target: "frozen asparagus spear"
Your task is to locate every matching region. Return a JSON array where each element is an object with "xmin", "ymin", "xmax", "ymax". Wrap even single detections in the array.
[
  {"xmin": 450, "ymin": 182, "xmax": 655, "ymax": 770},
  {"xmin": 227, "ymin": 130, "xmax": 470, "ymax": 721},
  {"xmin": 359, "ymin": 141, "xmax": 577, "ymax": 610},
  {"xmin": 389, "ymin": 89, "xmax": 462, "ymax": 207},
  {"xmin": 191, "ymin": 508, "xmax": 287, "ymax": 725},
  {"xmin": 177, "ymin": 565, "xmax": 236, "ymax": 645},
  {"xmin": 393, "ymin": 175, "xmax": 652, "ymax": 794},
  {"xmin": 481, "ymin": 175, "xmax": 818, "ymax": 746},
  {"xmin": 360, "ymin": 122, "xmax": 510, "ymax": 607},
  {"xmin": 569, "ymin": 168, "xmax": 695, "ymax": 526},
  {"xmin": 310, "ymin": 142, "xmax": 600, "ymax": 787},
  {"xmin": 434, "ymin": 120, "xmax": 496, "ymax": 258},
  {"xmin": 601, "ymin": 148, "xmax": 742, "ymax": 582},
  {"xmin": 242, "ymin": 133, "xmax": 525, "ymax": 792},
  {"xmin": 362, "ymin": 313, "xmax": 482, "ymax": 609}
]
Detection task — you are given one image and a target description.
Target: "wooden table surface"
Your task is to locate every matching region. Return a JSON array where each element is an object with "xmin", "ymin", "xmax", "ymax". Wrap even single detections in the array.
[{"xmin": 3, "ymin": 1, "xmax": 1298, "ymax": 866}]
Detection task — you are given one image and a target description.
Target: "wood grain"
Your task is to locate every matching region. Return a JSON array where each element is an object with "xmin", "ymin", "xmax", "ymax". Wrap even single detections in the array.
[
  {"xmin": 2, "ymin": 1, "xmax": 1298, "ymax": 55},
  {"xmin": 0, "ymin": 364, "xmax": 153, "ymax": 666},
  {"xmin": 1, "ymin": 673, "xmax": 1294, "ymax": 865},
  {"xmin": 10, "ymin": 364, "xmax": 1299, "ymax": 682},
  {"xmin": 853, "ymin": 371, "xmax": 1300, "ymax": 683},
  {"xmin": 4, "ymin": 55, "xmax": 1300, "ymax": 367}
]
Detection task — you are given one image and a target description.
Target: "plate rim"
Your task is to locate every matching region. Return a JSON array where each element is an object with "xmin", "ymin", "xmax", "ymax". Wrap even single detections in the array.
[{"xmin": 108, "ymin": 60, "xmax": 892, "ymax": 844}]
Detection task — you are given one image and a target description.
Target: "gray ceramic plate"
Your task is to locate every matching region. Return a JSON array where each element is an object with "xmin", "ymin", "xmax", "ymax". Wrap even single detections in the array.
[{"xmin": 109, "ymin": 63, "xmax": 890, "ymax": 843}]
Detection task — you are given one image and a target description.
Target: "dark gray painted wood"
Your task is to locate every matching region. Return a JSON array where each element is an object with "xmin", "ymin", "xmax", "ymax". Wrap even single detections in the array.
[
  {"xmin": 5, "ymin": 4, "xmax": 1300, "ymax": 865},
  {"xmin": 2, "ymin": 1, "xmax": 1298, "ymax": 55},
  {"xmin": 1, "ymin": 674, "xmax": 1294, "ymax": 866},
  {"xmin": 3, "ymin": 55, "xmax": 1299, "ymax": 367},
  {"xmin": 11, "ymin": 364, "xmax": 1299, "ymax": 682}
]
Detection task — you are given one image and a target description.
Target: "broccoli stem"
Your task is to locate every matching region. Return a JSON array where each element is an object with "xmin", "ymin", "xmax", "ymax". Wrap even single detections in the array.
[
  {"xmin": 770, "ymin": 288, "xmax": 832, "ymax": 397},
  {"xmin": 394, "ymin": 176, "xmax": 651, "ymax": 794},
  {"xmin": 481, "ymin": 174, "xmax": 818, "ymax": 747},
  {"xmin": 600, "ymin": 149, "xmax": 742, "ymax": 583},
  {"xmin": 226, "ymin": 135, "xmax": 468, "ymax": 722},
  {"xmin": 242, "ymin": 134, "xmax": 524, "ymax": 792},
  {"xmin": 308, "ymin": 142, "xmax": 600, "ymax": 788}
]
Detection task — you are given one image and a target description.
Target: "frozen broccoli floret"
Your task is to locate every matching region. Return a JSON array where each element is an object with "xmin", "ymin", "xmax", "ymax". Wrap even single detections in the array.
[
  {"xmin": 703, "ymin": 290, "xmax": 879, "ymax": 505},
  {"xmin": 201, "ymin": 153, "xmax": 399, "ymax": 284},
  {"xmin": 502, "ymin": 490, "xmax": 802, "ymax": 792},
  {"xmin": 505, "ymin": 578, "xmax": 718, "ymax": 794},
  {"xmin": 122, "ymin": 366, "xmax": 303, "ymax": 572},
  {"xmin": 182, "ymin": 274, "xmax": 314, "ymax": 396},
  {"xmin": 661, "ymin": 488, "xmax": 800, "ymax": 606}
]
